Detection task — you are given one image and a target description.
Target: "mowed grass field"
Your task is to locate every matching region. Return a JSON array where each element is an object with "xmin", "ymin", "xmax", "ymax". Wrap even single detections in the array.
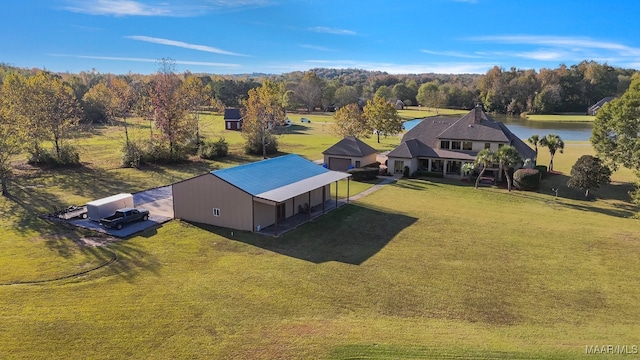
[
  {"xmin": 1, "ymin": 110, "xmax": 639, "ymax": 359},
  {"xmin": 523, "ymin": 114, "xmax": 594, "ymax": 122}
]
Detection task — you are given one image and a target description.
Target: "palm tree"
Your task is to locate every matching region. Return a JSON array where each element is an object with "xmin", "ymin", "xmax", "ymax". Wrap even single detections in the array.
[
  {"xmin": 539, "ymin": 134, "xmax": 565, "ymax": 172},
  {"xmin": 474, "ymin": 148, "xmax": 496, "ymax": 189},
  {"xmin": 495, "ymin": 145, "xmax": 522, "ymax": 191},
  {"xmin": 527, "ymin": 134, "xmax": 540, "ymax": 165}
]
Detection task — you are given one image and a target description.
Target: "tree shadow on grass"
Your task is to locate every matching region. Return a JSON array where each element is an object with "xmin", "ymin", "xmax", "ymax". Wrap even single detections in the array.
[
  {"xmin": 390, "ymin": 178, "xmax": 442, "ymax": 191},
  {"xmin": 189, "ymin": 203, "xmax": 417, "ymax": 265},
  {"xmin": 507, "ymin": 174, "xmax": 639, "ymax": 218}
]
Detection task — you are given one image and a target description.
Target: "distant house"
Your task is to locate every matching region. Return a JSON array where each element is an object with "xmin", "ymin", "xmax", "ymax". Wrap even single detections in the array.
[
  {"xmin": 323, "ymin": 136, "xmax": 378, "ymax": 171},
  {"xmin": 223, "ymin": 108, "xmax": 243, "ymax": 131},
  {"xmin": 395, "ymin": 100, "xmax": 405, "ymax": 110},
  {"xmin": 587, "ymin": 97, "xmax": 614, "ymax": 115},
  {"xmin": 172, "ymin": 154, "xmax": 351, "ymax": 235},
  {"xmin": 386, "ymin": 105, "xmax": 535, "ymax": 179}
]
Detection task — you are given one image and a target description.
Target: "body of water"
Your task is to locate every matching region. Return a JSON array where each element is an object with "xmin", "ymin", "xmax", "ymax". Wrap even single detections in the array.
[{"xmin": 402, "ymin": 115, "xmax": 593, "ymax": 141}]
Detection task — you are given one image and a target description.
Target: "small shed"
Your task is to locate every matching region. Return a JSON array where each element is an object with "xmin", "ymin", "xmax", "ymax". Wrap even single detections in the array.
[
  {"xmin": 224, "ymin": 108, "xmax": 243, "ymax": 131},
  {"xmin": 323, "ymin": 136, "xmax": 378, "ymax": 171},
  {"xmin": 86, "ymin": 193, "xmax": 134, "ymax": 221}
]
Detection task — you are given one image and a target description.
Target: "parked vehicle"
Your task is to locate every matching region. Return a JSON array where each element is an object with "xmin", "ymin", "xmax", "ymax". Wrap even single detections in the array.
[
  {"xmin": 57, "ymin": 205, "xmax": 88, "ymax": 220},
  {"xmin": 99, "ymin": 208, "xmax": 150, "ymax": 230}
]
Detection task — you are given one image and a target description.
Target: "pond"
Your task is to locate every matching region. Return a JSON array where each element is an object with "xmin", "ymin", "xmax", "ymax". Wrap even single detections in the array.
[{"xmin": 402, "ymin": 115, "xmax": 593, "ymax": 141}]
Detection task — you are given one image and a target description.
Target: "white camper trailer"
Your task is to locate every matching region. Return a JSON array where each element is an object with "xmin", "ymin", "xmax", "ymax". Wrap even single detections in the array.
[{"xmin": 86, "ymin": 193, "xmax": 134, "ymax": 221}]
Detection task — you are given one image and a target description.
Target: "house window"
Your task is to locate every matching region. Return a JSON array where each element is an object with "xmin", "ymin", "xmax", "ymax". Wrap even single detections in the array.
[
  {"xmin": 451, "ymin": 141, "xmax": 461, "ymax": 150},
  {"xmin": 355, "ymin": 160, "xmax": 361, "ymax": 168},
  {"xmin": 213, "ymin": 208, "xmax": 220, "ymax": 217},
  {"xmin": 484, "ymin": 142, "xmax": 491, "ymax": 149},
  {"xmin": 462, "ymin": 141, "xmax": 473, "ymax": 150},
  {"xmin": 440, "ymin": 140, "xmax": 450, "ymax": 149}
]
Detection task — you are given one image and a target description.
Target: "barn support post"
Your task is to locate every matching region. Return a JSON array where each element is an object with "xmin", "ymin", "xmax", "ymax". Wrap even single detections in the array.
[
  {"xmin": 347, "ymin": 177, "xmax": 350, "ymax": 203},
  {"xmin": 308, "ymin": 190, "xmax": 311, "ymax": 221},
  {"xmin": 336, "ymin": 181, "xmax": 339, "ymax": 208},
  {"xmin": 322, "ymin": 185, "xmax": 326, "ymax": 214},
  {"xmin": 274, "ymin": 204, "xmax": 278, "ymax": 236}
]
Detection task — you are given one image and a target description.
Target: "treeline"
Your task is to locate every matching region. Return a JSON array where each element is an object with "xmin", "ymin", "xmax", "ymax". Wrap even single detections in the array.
[{"xmin": 0, "ymin": 60, "xmax": 635, "ymax": 125}]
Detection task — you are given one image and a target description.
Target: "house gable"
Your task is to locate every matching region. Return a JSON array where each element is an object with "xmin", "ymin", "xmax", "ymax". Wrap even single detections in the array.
[{"xmin": 323, "ymin": 136, "xmax": 377, "ymax": 157}]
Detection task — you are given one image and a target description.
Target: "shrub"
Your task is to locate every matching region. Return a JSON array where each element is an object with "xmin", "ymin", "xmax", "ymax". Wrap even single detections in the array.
[
  {"xmin": 244, "ymin": 133, "xmax": 278, "ymax": 156},
  {"xmin": 121, "ymin": 142, "xmax": 142, "ymax": 168},
  {"xmin": 412, "ymin": 170, "xmax": 444, "ymax": 178},
  {"xmin": 198, "ymin": 137, "xmax": 229, "ymax": 160},
  {"xmin": 362, "ymin": 161, "xmax": 381, "ymax": 168},
  {"xmin": 403, "ymin": 166, "xmax": 410, "ymax": 178},
  {"xmin": 121, "ymin": 140, "xmax": 188, "ymax": 167},
  {"xmin": 513, "ymin": 168, "xmax": 540, "ymax": 190},
  {"xmin": 347, "ymin": 167, "xmax": 379, "ymax": 181},
  {"xmin": 535, "ymin": 165, "xmax": 547, "ymax": 178},
  {"xmin": 28, "ymin": 145, "xmax": 80, "ymax": 167}
]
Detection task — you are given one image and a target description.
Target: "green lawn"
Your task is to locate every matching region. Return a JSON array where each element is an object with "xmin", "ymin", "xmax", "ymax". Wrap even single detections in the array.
[
  {"xmin": 523, "ymin": 114, "xmax": 594, "ymax": 122},
  {"xmin": 1, "ymin": 113, "xmax": 639, "ymax": 359}
]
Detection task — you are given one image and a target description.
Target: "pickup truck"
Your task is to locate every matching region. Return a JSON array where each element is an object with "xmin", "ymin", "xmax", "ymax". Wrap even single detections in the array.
[{"xmin": 99, "ymin": 207, "xmax": 149, "ymax": 230}]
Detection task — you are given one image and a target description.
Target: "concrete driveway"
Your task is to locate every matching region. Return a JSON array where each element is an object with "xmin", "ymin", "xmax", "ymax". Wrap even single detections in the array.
[{"xmin": 66, "ymin": 185, "xmax": 174, "ymax": 238}]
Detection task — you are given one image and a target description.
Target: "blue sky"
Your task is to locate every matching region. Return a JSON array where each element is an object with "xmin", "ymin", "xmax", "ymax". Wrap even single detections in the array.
[{"xmin": 2, "ymin": 0, "xmax": 640, "ymax": 75}]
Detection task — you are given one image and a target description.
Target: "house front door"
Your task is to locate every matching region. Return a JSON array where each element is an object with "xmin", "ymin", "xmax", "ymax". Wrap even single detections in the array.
[{"xmin": 276, "ymin": 203, "xmax": 286, "ymax": 222}]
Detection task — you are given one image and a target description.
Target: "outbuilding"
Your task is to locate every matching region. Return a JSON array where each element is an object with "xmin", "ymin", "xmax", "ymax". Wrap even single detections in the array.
[
  {"xmin": 223, "ymin": 108, "xmax": 243, "ymax": 131},
  {"xmin": 172, "ymin": 154, "xmax": 351, "ymax": 235},
  {"xmin": 323, "ymin": 136, "xmax": 378, "ymax": 171}
]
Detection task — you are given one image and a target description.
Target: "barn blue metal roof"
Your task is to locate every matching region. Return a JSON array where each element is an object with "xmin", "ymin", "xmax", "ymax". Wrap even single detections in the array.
[{"xmin": 211, "ymin": 154, "xmax": 329, "ymax": 196}]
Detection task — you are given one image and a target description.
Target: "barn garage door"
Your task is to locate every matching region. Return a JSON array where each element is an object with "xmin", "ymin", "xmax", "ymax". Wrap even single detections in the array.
[{"xmin": 328, "ymin": 157, "xmax": 351, "ymax": 171}]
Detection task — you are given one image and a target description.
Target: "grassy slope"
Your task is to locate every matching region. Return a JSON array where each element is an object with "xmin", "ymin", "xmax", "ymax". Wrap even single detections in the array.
[{"xmin": 1, "ymin": 112, "xmax": 639, "ymax": 359}]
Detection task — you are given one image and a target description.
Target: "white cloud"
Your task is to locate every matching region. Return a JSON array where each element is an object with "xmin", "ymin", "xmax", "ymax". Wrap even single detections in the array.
[
  {"xmin": 308, "ymin": 27, "xmax": 357, "ymax": 36},
  {"xmin": 421, "ymin": 50, "xmax": 485, "ymax": 59},
  {"xmin": 64, "ymin": 0, "xmax": 271, "ymax": 17},
  {"xmin": 512, "ymin": 50, "xmax": 566, "ymax": 61},
  {"xmin": 469, "ymin": 35, "xmax": 640, "ymax": 56},
  {"xmin": 300, "ymin": 44, "xmax": 336, "ymax": 52},
  {"xmin": 126, "ymin": 36, "xmax": 247, "ymax": 56},
  {"xmin": 47, "ymin": 53, "xmax": 241, "ymax": 67}
]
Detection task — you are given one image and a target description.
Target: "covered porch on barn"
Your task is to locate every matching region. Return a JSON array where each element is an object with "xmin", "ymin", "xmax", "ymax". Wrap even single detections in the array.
[{"xmin": 252, "ymin": 172, "xmax": 352, "ymax": 236}]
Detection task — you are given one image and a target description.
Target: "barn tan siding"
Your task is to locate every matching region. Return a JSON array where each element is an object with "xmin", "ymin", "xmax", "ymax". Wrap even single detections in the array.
[
  {"xmin": 172, "ymin": 174, "xmax": 253, "ymax": 231},
  {"xmin": 253, "ymin": 201, "xmax": 275, "ymax": 230}
]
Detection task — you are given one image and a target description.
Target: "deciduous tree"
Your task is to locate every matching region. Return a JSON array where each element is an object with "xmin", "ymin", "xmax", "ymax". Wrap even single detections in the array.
[
  {"xmin": 180, "ymin": 75, "xmax": 211, "ymax": 145},
  {"xmin": 150, "ymin": 59, "xmax": 191, "ymax": 159},
  {"xmin": 334, "ymin": 85, "xmax": 359, "ymax": 107},
  {"xmin": 242, "ymin": 80, "xmax": 286, "ymax": 158},
  {"xmin": 363, "ymin": 96, "xmax": 403, "ymax": 143},
  {"xmin": 567, "ymin": 155, "xmax": 611, "ymax": 198},
  {"xmin": 295, "ymin": 71, "xmax": 324, "ymax": 113},
  {"xmin": 0, "ymin": 108, "xmax": 27, "ymax": 196},
  {"xmin": 332, "ymin": 103, "xmax": 371, "ymax": 139}
]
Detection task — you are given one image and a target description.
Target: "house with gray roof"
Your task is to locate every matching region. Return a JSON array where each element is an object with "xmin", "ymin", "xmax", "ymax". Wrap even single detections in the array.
[
  {"xmin": 172, "ymin": 154, "xmax": 351, "ymax": 236},
  {"xmin": 587, "ymin": 97, "xmax": 614, "ymax": 116},
  {"xmin": 387, "ymin": 105, "xmax": 536, "ymax": 179},
  {"xmin": 323, "ymin": 136, "xmax": 378, "ymax": 171}
]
